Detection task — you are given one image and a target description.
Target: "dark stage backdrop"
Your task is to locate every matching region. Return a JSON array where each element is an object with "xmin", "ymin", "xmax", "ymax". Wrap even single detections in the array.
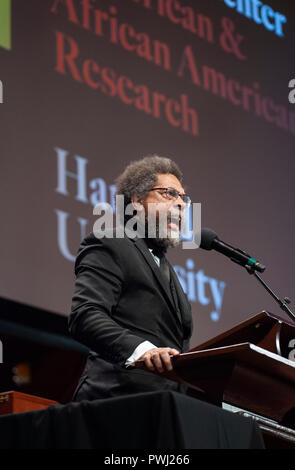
[{"xmin": 1, "ymin": 0, "xmax": 295, "ymax": 347}]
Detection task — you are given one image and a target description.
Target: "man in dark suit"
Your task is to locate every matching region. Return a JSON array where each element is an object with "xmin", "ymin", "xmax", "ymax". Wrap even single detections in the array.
[{"xmin": 69, "ymin": 155, "xmax": 193, "ymax": 401}]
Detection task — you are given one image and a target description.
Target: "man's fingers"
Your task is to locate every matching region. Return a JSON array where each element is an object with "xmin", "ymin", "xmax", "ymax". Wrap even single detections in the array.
[
  {"xmin": 144, "ymin": 356, "xmax": 155, "ymax": 371},
  {"xmin": 169, "ymin": 348, "xmax": 180, "ymax": 356},
  {"xmin": 152, "ymin": 350, "xmax": 177, "ymax": 372},
  {"xmin": 151, "ymin": 352, "xmax": 164, "ymax": 373},
  {"xmin": 160, "ymin": 351, "xmax": 174, "ymax": 371},
  {"xmin": 139, "ymin": 347, "xmax": 180, "ymax": 372}
]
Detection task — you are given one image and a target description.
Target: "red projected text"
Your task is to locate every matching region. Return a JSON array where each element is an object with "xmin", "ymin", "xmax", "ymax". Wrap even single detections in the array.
[
  {"xmin": 51, "ymin": 0, "xmax": 295, "ymax": 137},
  {"xmin": 55, "ymin": 31, "xmax": 199, "ymax": 136}
]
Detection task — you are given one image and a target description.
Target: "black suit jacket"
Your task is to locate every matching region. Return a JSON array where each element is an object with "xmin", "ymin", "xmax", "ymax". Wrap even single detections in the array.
[{"xmin": 69, "ymin": 230, "xmax": 193, "ymax": 401}]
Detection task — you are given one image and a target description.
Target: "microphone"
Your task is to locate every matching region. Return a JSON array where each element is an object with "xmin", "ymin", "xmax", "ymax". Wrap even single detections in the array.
[{"xmin": 199, "ymin": 228, "xmax": 266, "ymax": 273}]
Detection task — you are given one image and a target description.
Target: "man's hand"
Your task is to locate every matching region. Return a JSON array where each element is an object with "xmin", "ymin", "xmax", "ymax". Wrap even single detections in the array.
[{"xmin": 138, "ymin": 347, "xmax": 180, "ymax": 373}]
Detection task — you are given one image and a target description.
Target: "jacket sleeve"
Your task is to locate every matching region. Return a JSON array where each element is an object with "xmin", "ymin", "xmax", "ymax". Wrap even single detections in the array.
[{"xmin": 68, "ymin": 239, "xmax": 145, "ymax": 366}]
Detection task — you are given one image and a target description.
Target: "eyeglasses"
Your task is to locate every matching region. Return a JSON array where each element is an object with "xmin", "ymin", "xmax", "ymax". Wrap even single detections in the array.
[{"xmin": 149, "ymin": 187, "xmax": 191, "ymax": 207}]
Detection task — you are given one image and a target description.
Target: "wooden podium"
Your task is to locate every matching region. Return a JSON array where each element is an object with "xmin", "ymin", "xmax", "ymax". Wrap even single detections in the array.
[
  {"xmin": 136, "ymin": 311, "xmax": 295, "ymax": 446},
  {"xmin": 175, "ymin": 311, "xmax": 295, "ymax": 422},
  {"xmin": 0, "ymin": 391, "xmax": 58, "ymax": 415}
]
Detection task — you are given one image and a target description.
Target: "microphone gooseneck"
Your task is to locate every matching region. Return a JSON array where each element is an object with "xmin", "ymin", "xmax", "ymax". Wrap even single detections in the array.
[
  {"xmin": 200, "ymin": 228, "xmax": 266, "ymax": 273},
  {"xmin": 198, "ymin": 227, "xmax": 295, "ymax": 322}
]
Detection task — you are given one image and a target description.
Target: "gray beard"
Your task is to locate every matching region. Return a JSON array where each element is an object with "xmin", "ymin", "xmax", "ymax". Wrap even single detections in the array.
[{"xmin": 144, "ymin": 217, "xmax": 181, "ymax": 251}]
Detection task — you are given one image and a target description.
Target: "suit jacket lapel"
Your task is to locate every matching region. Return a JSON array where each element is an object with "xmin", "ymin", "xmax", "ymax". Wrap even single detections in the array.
[
  {"xmin": 131, "ymin": 237, "xmax": 177, "ymax": 314},
  {"xmin": 167, "ymin": 259, "xmax": 192, "ymax": 338},
  {"xmin": 131, "ymin": 237, "xmax": 192, "ymax": 338}
]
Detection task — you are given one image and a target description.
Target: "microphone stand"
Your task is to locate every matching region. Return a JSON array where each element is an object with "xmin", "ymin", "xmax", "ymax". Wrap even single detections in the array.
[{"xmin": 245, "ymin": 266, "xmax": 295, "ymax": 323}]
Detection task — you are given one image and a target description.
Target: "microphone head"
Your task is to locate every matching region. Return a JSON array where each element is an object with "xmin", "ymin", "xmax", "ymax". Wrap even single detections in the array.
[{"xmin": 200, "ymin": 228, "xmax": 219, "ymax": 250}]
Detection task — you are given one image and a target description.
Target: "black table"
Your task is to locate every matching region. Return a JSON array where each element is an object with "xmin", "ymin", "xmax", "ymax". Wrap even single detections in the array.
[{"xmin": 0, "ymin": 391, "xmax": 264, "ymax": 449}]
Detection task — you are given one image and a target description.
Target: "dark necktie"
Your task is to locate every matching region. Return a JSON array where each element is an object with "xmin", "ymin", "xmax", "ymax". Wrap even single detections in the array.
[
  {"xmin": 159, "ymin": 253, "xmax": 171, "ymax": 284},
  {"xmin": 151, "ymin": 248, "xmax": 170, "ymax": 284},
  {"xmin": 152, "ymin": 248, "xmax": 181, "ymax": 318},
  {"xmin": 159, "ymin": 252, "xmax": 181, "ymax": 315}
]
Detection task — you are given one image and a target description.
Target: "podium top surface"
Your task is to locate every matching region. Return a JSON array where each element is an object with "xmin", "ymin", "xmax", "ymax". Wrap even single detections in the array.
[
  {"xmin": 135, "ymin": 342, "xmax": 295, "ymax": 386},
  {"xmin": 190, "ymin": 311, "xmax": 295, "ymax": 354},
  {"xmin": 174, "ymin": 342, "xmax": 295, "ymax": 383}
]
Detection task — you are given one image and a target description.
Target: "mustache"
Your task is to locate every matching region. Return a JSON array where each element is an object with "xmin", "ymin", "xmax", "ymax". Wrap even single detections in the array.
[{"xmin": 144, "ymin": 207, "xmax": 185, "ymax": 232}]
